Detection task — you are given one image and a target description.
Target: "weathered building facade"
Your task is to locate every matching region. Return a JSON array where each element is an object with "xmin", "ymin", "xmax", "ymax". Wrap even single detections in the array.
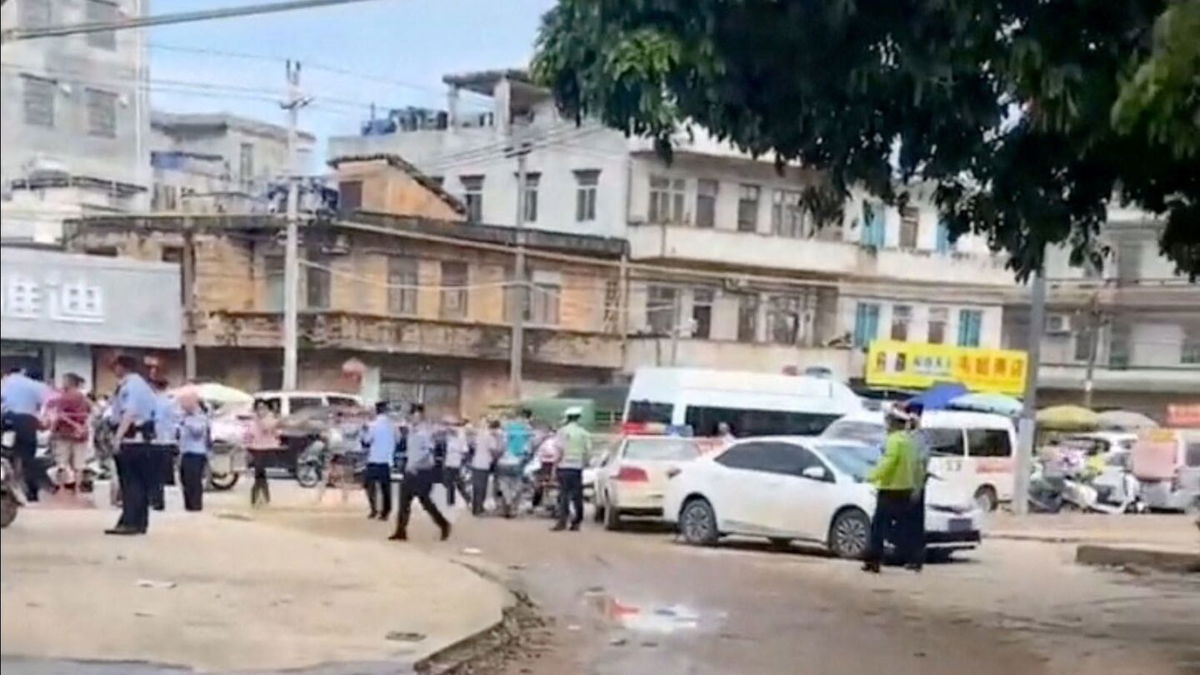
[{"xmin": 64, "ymin": 213, "xmax": 625, "ymax": 416}]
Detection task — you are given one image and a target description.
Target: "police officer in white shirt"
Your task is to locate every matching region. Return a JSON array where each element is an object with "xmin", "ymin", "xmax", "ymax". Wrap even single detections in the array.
[
  {"xmin": 361, "ymin": 401, "xmax": 396, "ymax": 520},
  {"xmin": 106, "ymin": 355, "xmax": 159, "ymax": 536}
]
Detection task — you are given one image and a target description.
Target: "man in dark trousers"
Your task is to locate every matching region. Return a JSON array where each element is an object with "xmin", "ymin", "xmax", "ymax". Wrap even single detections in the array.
[
  {"xmin": 2, "ymin": 367, "xmax": 51, "ymax": 502},
  {"xmin": 176, "ymin": 389, "xmax": 210, "ymax": 512},
  {"xmin": 150, "ymin": 378, "xmax": 179, "ymax": 511},
  {"xmin": 390, "ymin": 403, "xmax": 450, "ymax": 541},
  {"xmin": 361, "ymin": 401, "xmax": 395, "ymax": 520},
  {"xmin": 106, "ymin": 355, "xmax": 159, "ymax": 535},
  {"xmin": 862, "ymin": 408, "xmax": 920, "ymax": 572}
]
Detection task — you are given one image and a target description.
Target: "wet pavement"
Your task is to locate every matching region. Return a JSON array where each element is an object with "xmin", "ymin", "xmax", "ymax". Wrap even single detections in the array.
[{"xmin": 266, "ymin": 504, "xmax": 1198, "ymax": 675}]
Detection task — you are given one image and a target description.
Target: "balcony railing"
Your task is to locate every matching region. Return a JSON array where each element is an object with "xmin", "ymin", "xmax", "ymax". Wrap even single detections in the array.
[
  {"xmin": 200, "ymin": 310, "xmax": 622, "ymax": 370},
  {"xmin": 627, "ymin": 223, "xmax": 1015, "ymax": 286}
]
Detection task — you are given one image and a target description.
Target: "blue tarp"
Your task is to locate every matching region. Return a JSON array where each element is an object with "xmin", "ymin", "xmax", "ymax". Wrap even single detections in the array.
[{"xmin": 906, "ymin": 382, "xmax": 968, "ymax": 411}]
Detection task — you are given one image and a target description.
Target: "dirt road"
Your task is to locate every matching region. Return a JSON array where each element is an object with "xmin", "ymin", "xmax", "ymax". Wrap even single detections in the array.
[{"xmin": 264, "ymin": 500, "xmax": 1200, "ymax": 675}]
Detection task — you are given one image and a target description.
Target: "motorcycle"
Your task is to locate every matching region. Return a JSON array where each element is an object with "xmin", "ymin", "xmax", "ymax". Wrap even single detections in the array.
[
  {"xmin": 1027, "ymin": 464, "xmax": 1066, "ymax": 513},
  {"xmin": 1, "ymin": 432, "xmax": 26, "ymax": 528},
  {"xmin": 206, "ymin": 442, "xmax": 242, "ymax": 491}
]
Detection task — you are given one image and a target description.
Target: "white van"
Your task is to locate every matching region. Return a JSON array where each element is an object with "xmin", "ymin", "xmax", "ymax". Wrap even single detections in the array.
[
  {"xmin": 822, "ymin": 409, "xmax": 1017, "ymax": 511},
  {"xmin": 253, "ymin": 390, "xmax": 365, "ymax": 418},
  {"xmin": 623, "ymin": 368, "xmax": 863, "ymax": 437}
]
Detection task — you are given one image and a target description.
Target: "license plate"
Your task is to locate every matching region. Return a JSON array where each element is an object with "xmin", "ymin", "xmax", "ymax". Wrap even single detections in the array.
[{"xmin": 948, "ymin": 518, "xmax": 972, "ymax": 532}]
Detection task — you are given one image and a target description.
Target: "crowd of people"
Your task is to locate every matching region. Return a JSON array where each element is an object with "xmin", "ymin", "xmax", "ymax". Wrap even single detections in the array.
[{"xmin": 3, "ymin": 359, "xmax": 595, "ymax": 541}]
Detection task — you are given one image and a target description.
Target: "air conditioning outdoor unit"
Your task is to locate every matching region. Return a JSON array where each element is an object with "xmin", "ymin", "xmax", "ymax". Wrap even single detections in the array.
[{"xmin": 1045, "ymin": 313, "xmax": 1072, "ymax": 335}]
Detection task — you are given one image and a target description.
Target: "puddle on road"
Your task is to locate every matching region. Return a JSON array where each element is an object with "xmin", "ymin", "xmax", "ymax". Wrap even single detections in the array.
[{"xmin": 584, "ymin": 588, "xmax": 721, "ymax": 635}]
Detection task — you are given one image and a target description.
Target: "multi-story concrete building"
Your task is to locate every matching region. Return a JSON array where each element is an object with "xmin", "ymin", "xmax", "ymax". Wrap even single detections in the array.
[
  {"xmin": 1, "ymin": 0, "xmax": 150, "ymax": 242},
  {"xmin": 1002, "ymin": 208, "xmax": 1200, "ymax": 416},
  {"xmin": 63, "ymin": 156, "xmax": 626, "ymax": 416},
  {"xmin": 149, "ymin": 111, "xmax": 316, "ymax": 214},
  {"xmin": 329, "ymin": 69, "xmax": 1019, "ymax": 382}
]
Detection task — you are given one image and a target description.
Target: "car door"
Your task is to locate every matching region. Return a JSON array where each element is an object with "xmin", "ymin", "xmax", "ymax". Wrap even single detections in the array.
[
  {"xmin": 711, "ymin": 442, "xmax": 800, "ymax": 536},
  {"xmin": 770, "ymin": 442, "xmax": 842, "ymax": 541}
]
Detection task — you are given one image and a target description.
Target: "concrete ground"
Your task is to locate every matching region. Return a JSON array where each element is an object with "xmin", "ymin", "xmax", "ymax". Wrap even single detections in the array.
[
  {"xmin": 4, "ymin": 480, "xmax": 1198, "ymax": 675},
  {"xmin": 261, "ymin": 487, "xmax": 1200, "ymax": 675},
  {"xmin": 0, "ymin": 483, "xmax": 507, "ymax": 673}
]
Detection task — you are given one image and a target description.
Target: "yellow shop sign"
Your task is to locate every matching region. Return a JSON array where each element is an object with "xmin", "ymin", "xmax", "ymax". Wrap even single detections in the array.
[{"xmin": 866, "ymin": 340, "xmax": 1027, "ymax": 395}]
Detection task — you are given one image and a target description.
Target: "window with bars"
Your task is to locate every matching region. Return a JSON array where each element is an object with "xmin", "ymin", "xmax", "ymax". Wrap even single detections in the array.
[
  {"xmin": 767, "ymin": 295, "xmax": 802, "ymax": 345},
  {"xmin": 1108, "ymin": 322, "xmax": 1131, "ymax": 368},
  {"xmin": 772, "ymin": 189, "xmax": 808, "ymax": 238},
  {"xmin": 928, "ymin": 307, "xmax": 948, "ymax": 344},
  {"xmin": 152, "ymin": 183, "xmax": 178, "ymax": 211},
  {"xmin": 387, "ymin": 256, "xmax": 419, "ymax": 315},
  {"xmin": 521, "ymin": 173, "xmax": 540, "ymax": 222},
  {"xmin": 305, "ymin": 255, "xmax": 331, "ymax": 309},
  {"xmin": 264, "ymin": 255, "xmax": 284, "ymax": 311},
  {"xmin": 646, "ymin": 285, "xmax": 677, "ymax": 335},
  {"xmin": 648, "ymin": 176, "xmax": 686, "ymax": 223},
  {"xmin": 853, "ymin": 303, "xmax": 881, "ymax": 348},
  {"xmin": 695, "ymin": 179, "xmax": 718, "ymax": 228},
  {"xmin": 575, "ymin": 170, "xmax": 599, "ymax": 222},
  {"xmin": 737, "ymin": 294, "xmax": 760, "ymax": 343},
  {"xmin": 440, "ymin": 260, "xmax": 468, "ymax": 319},
  {"xmin": 85, "ymin": 88, "xmax": 117, "ymax": 138},
  {"xmin": 528, "ymin": 270, "xmax": 561, "ymax": 326},
  {"xmin": 891, "ymin": 304, "xmax": 912, "ymax": 341},
  {"xmin": 691, "ymin": 288, "xmax": 714, "ymax": 339},
  {"xmin": 460, "ymin": 175, "xmax": 484, "ymax": 222},
  {"xmin": 22, "ymin": 75, "xmax": 55, "ymax": 128},
  {"xmin": 1181, "ymin": 328, "xmax": 1200, "ymax": 365},
  {"xmin": 899, "ymin": 206, "xmax": 919, "ymax": 249},
  {"xmin": 85, "ymin": 0, "xmax": 118, "ymax": 49},
  {"xmin": 860, "ymin": 201, "xmax": 885, "ymax": 248},
  {"xmin": 737, "ymin": 184, "xmax": 761, "ymax": 232},
  {"xmin": 239, "ymin": 142, "xmax": 255, "ymax": 186},
  {"xmin": 602, "ymin": 279, "xmax": 620, "ymax": 332},
  {"xmin": 957, "ymin": 309, "xmax": 983, "ymax": 347}
]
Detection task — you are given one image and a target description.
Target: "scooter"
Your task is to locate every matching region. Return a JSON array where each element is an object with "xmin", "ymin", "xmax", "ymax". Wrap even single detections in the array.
[
  {"xmin": 1027, "ymin": 466, "xmax": 1065, "ymax": 513},
  {"xmin": 1, "ymin": 432, "xmax": 27, "ymax": 529}
]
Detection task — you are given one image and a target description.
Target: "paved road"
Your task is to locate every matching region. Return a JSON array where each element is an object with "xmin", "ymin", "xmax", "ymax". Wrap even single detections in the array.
[{"xmin": 267, "ymin": 500, "xmax": 1200, "ymax": 675}]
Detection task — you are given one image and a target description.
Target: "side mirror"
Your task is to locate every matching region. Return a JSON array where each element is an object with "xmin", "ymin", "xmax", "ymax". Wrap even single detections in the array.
[{"xmin": 801, "ymin": 465, "xmax": 829, "ymax": 481}]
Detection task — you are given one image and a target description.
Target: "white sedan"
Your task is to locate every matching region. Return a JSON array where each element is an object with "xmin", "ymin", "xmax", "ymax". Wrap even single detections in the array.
[
  {"xmin": 663, "ymin": 437, "xmax": 982, "ymax": 560},
  {"xmin": 593, "ymin": 435, "xmax": 704, "ymax": 530}
]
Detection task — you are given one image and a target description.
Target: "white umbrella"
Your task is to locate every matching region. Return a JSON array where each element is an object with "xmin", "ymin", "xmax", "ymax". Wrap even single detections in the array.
[{"xmin": 173, "ymin": 382, "xmax": 253, "ymax": 408}]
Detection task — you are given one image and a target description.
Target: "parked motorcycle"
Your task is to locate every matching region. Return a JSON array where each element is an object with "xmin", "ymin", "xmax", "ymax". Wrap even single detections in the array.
[
  {"xmin": 206, "ymin": 442, "xmax": 242, "ymax": 491},
  {"xmin": 1027, "ymin": 465, "xmax": 1066, "ymax": 513},
  {"xmin": 1, "ymin": 435, "xmax": 26, "ymax": 529}
]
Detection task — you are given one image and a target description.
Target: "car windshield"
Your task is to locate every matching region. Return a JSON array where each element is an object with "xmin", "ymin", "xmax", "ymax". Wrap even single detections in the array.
[
  {"xmin": 819, "ymin": 443, "xmax": 882, "ymax": 482},
  {"xmin": 624, "ymin": 438, "xmax": 702, "ymax": 461},
  {"xmin": 821, "ymin": 419, "xmax": 885, "ymax": 446}
]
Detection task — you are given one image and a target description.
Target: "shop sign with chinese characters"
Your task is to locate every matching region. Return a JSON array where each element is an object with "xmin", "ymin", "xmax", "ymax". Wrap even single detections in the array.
[
  {"xmin": 866, "ymin": 340, "xmax": 1028, "ymax": 395},
  {"xmin": 0, "ymin": 247, "xmax": 181, "ymax": 349}
]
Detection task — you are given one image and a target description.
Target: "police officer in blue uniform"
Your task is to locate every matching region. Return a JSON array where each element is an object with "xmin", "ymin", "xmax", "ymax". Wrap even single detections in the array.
[
  {"xmin": 1, "ymin": 367, "xmax": 51, "ymax": 502},
  {"xmin": 106, "ymin": 355, "xmax": 159, "ymax": 535}
]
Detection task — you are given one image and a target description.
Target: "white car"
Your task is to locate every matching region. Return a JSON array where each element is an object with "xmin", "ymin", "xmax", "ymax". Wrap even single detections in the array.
[
  {"xmin": 663, "ymin": 437, "xmax": 983, "ymax": 560},
  {"xmin": 593, "ymin": 435, "xmax": 704, "ymax": 530}
]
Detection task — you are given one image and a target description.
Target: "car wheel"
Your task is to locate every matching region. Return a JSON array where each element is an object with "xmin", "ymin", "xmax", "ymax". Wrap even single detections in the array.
[
  {"xmin": 604, "ymin": 496, "xmax": 622, "ymax": 531},
  {"xmin": 679, "ymin": 497, "xmax": 719, "ymax": 546},
  {"xmin": 973, "ymin": 485, "xmax": 998, "ymax": 512},
  {"xmin": 827, "ymin": 508, "xmax": 870, "ymax": 559}
]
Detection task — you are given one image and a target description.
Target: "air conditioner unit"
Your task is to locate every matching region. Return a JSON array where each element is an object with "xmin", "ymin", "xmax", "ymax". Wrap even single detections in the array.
[{"xmin": 1045, "ymin": 313, "xmax": 1072, "ymax": 335}]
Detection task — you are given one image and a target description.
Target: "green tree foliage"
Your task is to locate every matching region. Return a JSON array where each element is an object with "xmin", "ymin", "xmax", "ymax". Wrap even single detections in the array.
[{"xmin": 532, "ymin": 0, "xmax": 1200, "ymax": 278}]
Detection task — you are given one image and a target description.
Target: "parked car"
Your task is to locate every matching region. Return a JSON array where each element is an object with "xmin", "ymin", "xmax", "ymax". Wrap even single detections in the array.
[
  {"xmin": 592, "ymin": 435, "xmax": 704, "ymax": 530},
  {"xmin": 252, "ymin": 390, "xmax": 364, "ymax": 418},
  {"xmin": 663, "ymin": 437, "xmax": 983, "ymax": 560}
]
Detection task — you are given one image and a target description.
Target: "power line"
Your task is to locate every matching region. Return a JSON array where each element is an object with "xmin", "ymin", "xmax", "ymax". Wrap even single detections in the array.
[{"xmin": 3, "ymin": 0, "xmax": 396, "ymax": 41}]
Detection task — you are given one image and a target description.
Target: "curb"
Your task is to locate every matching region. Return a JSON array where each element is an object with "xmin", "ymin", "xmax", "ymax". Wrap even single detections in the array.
[
  {"xmin": 1075, "ymin": 544, "xmax": 1200, "ymax": 574},
  {"xmin": 413, "ymin": 562, "xmax": 544, "ymax": 675}
]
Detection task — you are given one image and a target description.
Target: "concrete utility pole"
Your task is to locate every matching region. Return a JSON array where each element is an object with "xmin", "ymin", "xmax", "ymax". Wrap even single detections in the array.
[
  {"xmin": 669, "ymin": 289, "xmax": 683, "ymax": 366},
  {"xmin": 182, "ymin": 221, "xmax": 197, "ymax": 381},
  {"xmin": 1082, "ymin": 291, "xmax": 1101, "ymax": 408},
  {"xmin": 1012, "ymin": 265, "xmax": 1047, "ymax": 516},
  {"xmin": 281, "ymin": 60, "xmax": 306, "ymax": 390},
  {"xmin": 509, "ymin": 141, "xmax": 530, "ymax": 401}
]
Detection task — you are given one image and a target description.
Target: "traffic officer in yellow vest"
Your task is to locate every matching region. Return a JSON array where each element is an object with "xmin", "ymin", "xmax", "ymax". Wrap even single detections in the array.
[
  {"xmin": 862, "ymin": 407, "xmax": 921, "ymax": 573},
  {"xmin": 551, "ymin": 406, "xmax": 591, "ymax": 532}
]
